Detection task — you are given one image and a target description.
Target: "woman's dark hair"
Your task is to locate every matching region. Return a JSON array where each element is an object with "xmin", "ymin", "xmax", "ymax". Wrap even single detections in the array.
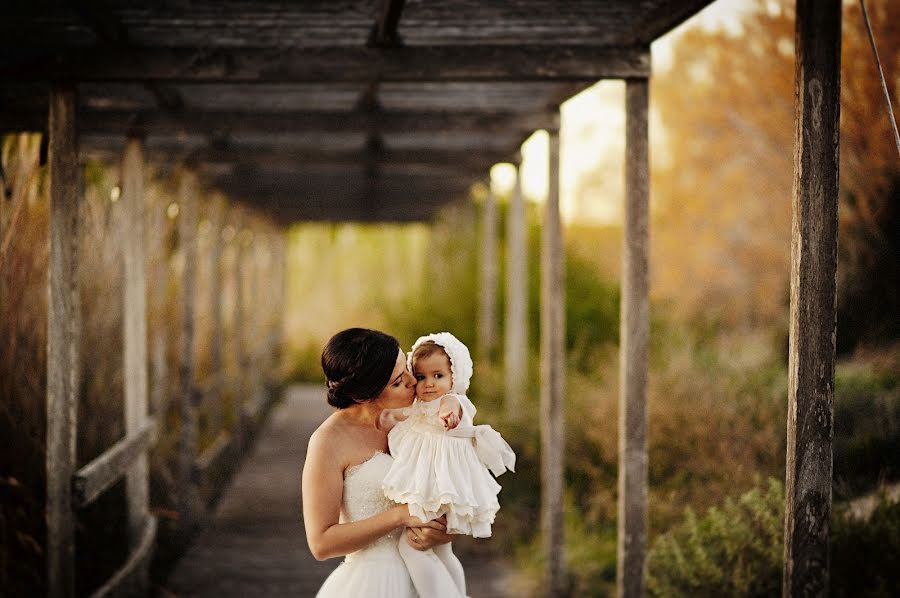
[{"xmin": 321, "ymin": 328, "xmax": 401, "ymax": 409}]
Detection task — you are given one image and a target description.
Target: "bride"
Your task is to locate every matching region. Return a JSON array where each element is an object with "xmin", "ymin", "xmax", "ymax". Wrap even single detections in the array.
[{"xmin": 302, "ymin": 328, "xmax": 456, "ymax": 596}]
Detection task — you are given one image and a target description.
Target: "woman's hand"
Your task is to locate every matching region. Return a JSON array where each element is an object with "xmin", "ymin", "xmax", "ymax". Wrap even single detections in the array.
[
  {"xmin": 406, "ymin": 515, "xmax": 453, "ymax": 551},
  {"xmin": 392, "ymin": 505, "xmax": 447, "ymax": 530}
]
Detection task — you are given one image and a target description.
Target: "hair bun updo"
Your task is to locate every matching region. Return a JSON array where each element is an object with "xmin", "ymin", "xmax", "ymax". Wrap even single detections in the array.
[
  {"xmin": 321, "ymin": 328, "xmax": 401, "ymax": 409},
  {"xmin": 324, "ymin": 376, "xmax": 352, "ymax": 409}
]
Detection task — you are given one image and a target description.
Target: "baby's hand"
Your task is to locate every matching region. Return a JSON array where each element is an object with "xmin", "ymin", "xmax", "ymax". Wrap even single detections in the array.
[{"xmin": 440, "ymin": 407, "xmax": 460, "ymax": 430}]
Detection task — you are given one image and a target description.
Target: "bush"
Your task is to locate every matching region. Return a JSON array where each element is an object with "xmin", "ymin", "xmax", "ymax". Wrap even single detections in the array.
[
  {"xmin": 646, "ymin": 478, "xmax": 783, "ymax": 598},
  {"xmin": 647, "ymin": 478, "xmax": 900, "ymax": 598}
]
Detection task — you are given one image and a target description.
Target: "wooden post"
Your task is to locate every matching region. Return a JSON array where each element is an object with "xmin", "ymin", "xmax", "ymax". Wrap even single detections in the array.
[
  {"xmin": 177, "ymin": 169, "xmax": 199, "ymax": 533},
  {"xmin": 233, "ymin": 219, "xmax": 246, "ymax": 446},
  {"xmin": 505, "ymin": 156, "xmax": 528, "ymax": 418},
  {"xmin": 478, "ymin": 185, "xmax": 498, "ymax": 361},
  {"xmin": 149, "ymin": 183, "xmax": 168, "ymax": 417},
  {"xmin": 541, "ymin": 119, "xmax": 566, "ymax": 597},
  {"xmin": 121, "ymin": 136, "xmax": 150, "ymax": 549},
  {"xmin": 273, "ymin": 230, "xmax": 287, "ymax": 382},
  {"xmin": 46, "ymin": 83, "xmax": 79, "ymax": 598},
  {"xmin": 208, "ymin": 194, "xmax": 226, "ymax": 431},
  {"xmin": 245, "ymin": 233, "xmax": 263, "ymax": 408},
  {"xmin": 618, "ymin": 77, "xmax": 650, "ymax": 598},
  {"xmin": 783, "ymin": 2, "xmax": 841, "ymax": 596}
]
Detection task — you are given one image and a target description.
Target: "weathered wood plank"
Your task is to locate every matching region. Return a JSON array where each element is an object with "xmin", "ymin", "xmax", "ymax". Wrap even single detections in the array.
[
  {"xmin": 0, "ymin": 108, "xmax": 551, "ymax": 136},
  {"xmin": 70, "ymin": 0, "xmax": 185, "ymax": 114},
  {"xmin": 636, "ymin": 1, "xmax": 715, "ymax": 41},
  {"xmin": 478, "ymin": 187, "xmax": 498, "ymax": 361},
  {"xmin": 782, "ymin": 1, "xmax": 841, "ymax": 596},
  {"xmin": 89, "ymin": 516, "xmax": 157, "ymax": 598},
  {"xmin": 178, "ymin": 169, "xmax": 200, "ymax": 532},
  {"xmin": 46, "ymin": 83, "xmax": 80, "ymax": 598},
  {"xmin": 618, "ymin": 78, "xmax": 650, "ymax": 598},
  {"xmin": 82, "ymin": 146, "xmax": 510, "ymax": 171},
  {"xmin": 121, "ymin": 135, "xmax": 150, "ymax": 547},
  {"xmin": 72, "ymin": 419, "xmax": 157, "ymax": 508},
  {"xmin": 541, "ymin": 121, "xmax": 566, "ymax": 597},
  {"xmin": 3, "ymin": 45, "xmax": 651, "ymax": 82},
  {"xmin": 505, "ymin": 158, "xmax": 527, "ymax": 418}
]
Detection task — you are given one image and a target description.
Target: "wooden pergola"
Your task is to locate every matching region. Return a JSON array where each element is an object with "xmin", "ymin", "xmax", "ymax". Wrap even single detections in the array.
[{"xmin": 1, "ymin": 1, "xmax": 841, "ymax": 597}]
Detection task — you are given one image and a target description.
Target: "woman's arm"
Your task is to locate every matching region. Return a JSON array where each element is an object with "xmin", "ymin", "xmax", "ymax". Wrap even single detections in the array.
[{"xmin": 301, "ymin": 427, "xmax": 440, "ymax": 560}]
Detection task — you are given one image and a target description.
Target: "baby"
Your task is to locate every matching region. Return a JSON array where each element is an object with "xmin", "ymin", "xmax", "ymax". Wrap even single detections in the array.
[{"xmin": 377, "ymin": 332, "xmax": 515, "ymax": 598}]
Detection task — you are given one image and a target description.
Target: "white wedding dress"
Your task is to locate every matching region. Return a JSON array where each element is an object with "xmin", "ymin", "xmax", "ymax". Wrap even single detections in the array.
[{"xmin": 316, "ymin": 451, "xmax": 418, "ymax": 597}]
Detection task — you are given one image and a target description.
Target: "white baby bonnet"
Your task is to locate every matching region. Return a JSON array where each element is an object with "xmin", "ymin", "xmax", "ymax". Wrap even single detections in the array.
[{"xmin": 407, "ymin": 332, "xmax": 473, "ymax": 394}]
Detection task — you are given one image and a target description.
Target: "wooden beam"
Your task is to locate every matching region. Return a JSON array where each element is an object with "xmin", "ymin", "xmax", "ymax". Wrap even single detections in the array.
[
  {"xmin": 618, "ymin": 78, "xmax": 650, "ymax": 598},
  {"xmin": 369, "ymin": 0, "xmax": 407, "ymax": 47},
  {"xmin": 225, "ymin": 191, "xmax": 465, "ymax": 223},
  {"xmin": 505, "ymin": 157, "xmax": 528, "ymax": 419},
  {"xmin": 478, "ymin": 186, "xmax": 498, "ymax": 361},
  {"xmin": 121, "ymin": 135, "xmax": 150, "ymax": 547},
  {"xmin": 3, "ymin": 45, "xmax": 651, "ymax": 82},
  {"xmin": 541, "ymin": 121, "xmax": 566, "ymax": 597},
  {"xmin": 81, "ymin": 145, "xmax": 512, "ymax": 171},
  {"xmin": 46, "ymin": 82, "xmax": 79, "ymax": 598},
  {"xmin": 72, "ymin": 420, "xmax": 157, "ymax": 508},
  {"xmin": 0, "ymin": 108, "xmax": 551, "ymax": 136},
  {"xmin": 638, "ymin": 1, "xmax": 716, "ymax": 42},
  {"xmin": 782, "ymin": 1, "xmax": 841, "ymax": 596}
]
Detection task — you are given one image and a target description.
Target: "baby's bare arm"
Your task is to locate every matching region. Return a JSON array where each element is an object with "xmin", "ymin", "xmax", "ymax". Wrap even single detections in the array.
[
  {"xmin": 375, "ymin": 407, "xmax": 409, "ymax": 432},
  {"xmin": 438, "ymin": 394, "xmax": 462, "ymax": 430}
]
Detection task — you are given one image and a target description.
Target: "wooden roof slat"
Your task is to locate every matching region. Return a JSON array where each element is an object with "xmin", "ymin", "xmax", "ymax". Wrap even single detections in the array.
[
  {"xmin": 70, "ymin": 0, "xmax": 186, "ymax": 113},
  {"xmin": 0, "ymin": 109, "xmax": 550, "ymax": 136},
  {"xmin": 0, "ymin": 0, "xmax": 716, "ymax": 221},
  {"xmin": 81, "ymin": 146, "xmax": 509, "ymax": 171},
  {"xmin": 3, "ymin": 45, "xmax": 650, "ymax": 83}
]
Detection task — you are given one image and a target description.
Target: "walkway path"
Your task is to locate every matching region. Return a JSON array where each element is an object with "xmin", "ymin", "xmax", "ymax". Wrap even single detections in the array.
[{"xmin": 164, "ymin": 385, "xmax": 512, "ymax": 597}]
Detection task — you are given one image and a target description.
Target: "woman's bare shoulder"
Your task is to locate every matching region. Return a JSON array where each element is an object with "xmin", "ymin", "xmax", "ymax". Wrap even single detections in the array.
[
  {"xmin": 309, "ymin": 412, "xmax": 348, "ymax": 447},
  {"xmin": 307, "ymin": 413, "xmax": 364, "ymax": 463}
]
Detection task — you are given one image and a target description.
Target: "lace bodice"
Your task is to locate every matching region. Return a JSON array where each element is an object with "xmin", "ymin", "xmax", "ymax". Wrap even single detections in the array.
[{"xmin": 341, "ymin": 451, "xmax": 402, "ymax": 562}]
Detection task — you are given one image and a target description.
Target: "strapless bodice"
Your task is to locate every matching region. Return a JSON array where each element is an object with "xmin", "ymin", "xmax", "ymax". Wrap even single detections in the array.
[{"xmin": 341, "ymin": 451, "xmax": 402, "ymax": 562}]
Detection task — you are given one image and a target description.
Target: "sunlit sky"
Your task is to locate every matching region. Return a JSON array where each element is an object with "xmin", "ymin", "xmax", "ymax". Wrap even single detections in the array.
[{"xmin": 489, "ymin": 0, "xmax": 757, "ymax": 224}]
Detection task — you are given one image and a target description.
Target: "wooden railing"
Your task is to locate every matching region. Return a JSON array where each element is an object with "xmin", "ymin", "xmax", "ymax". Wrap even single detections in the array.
[
  {"xmin": 44, "ymin": 113, "xmax": 286, "ymax": 598},
  {"xmin": 71, "ymin": 421, "xmax": 159, "ymax": 598}
]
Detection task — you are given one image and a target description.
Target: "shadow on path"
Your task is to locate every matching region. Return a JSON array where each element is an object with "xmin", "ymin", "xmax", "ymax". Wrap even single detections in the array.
[{"xmin": 164, "ymin": 385, "xmax": 513, "ymax": 597}]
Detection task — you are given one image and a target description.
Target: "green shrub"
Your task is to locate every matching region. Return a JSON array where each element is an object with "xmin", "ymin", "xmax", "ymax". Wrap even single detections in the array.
[
  {"xmin": 646, "ymin": 478, "xmax": 783, "ymax": 598},
  {"xmin": 647, "ymin": 478, "xmax": 900, "ymax": 598}
]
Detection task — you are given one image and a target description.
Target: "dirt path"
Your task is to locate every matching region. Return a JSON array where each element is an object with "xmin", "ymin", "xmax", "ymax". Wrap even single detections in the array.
[{"xmin": 164, "ymin": 385, "xmax": 513, "ymax": 597}]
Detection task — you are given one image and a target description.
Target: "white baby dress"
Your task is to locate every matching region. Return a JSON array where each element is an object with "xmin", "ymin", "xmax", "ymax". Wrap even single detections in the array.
[{"xmin": 381, "ymin": 332, "xmax": 515, "ymax": 538}]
